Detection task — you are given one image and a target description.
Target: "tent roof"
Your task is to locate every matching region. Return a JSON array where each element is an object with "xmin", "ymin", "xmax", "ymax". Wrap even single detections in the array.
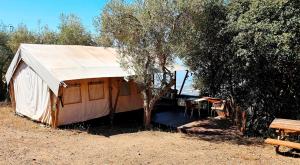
[{"xmin": 6, "ymin": 44, "xmax": 186, "ymax": 95}]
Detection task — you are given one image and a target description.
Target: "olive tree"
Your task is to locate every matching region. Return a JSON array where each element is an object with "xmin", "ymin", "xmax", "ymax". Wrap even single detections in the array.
[
  {"xmin": 0, "ymin": 29, "xmax": 13, "ymax": 101},
  {"xmin": 98, "ymin": 0, "xmax": 193, "ymax": 127},
  {"xmin": 58, "ymin": 14, "xmax": 94, "ymax": 45},
  {"xmin": 7, "ymin": 24, "xmax": 37, "ymax": 53},
  {"xmin": 178, "ymin": 0, "xmax": 229, "ymax": 97}
]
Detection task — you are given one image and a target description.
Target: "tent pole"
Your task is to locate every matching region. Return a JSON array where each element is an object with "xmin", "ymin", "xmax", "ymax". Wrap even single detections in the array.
[
  {"xmin": 54, "ymin": 89, "xmax": 62, "ymax": 128},
  {"xmin": 108, "ymin": 78, "xmax": 114, "ymax": 125},
  {"xmin": 174, "ymin": 71, "xmax": 177, "ymax": 91},
  {"xmin": 50, "ymin": 91, "xmax": 55, "ymax": 128},
  {"xmin": 111, "ymin": 79, "xmax": 121, "ymax": 125},
  {"xmin": 113, "ymin": 80, "xmax": 121, "ymax": 112},
  {"xmin": 179, "ymin": 70, "xmax": 189, "ymax": 96},
  {"xmin": 9, "ymin": 82, "xmax": 16, "ymax": 113},
  {"xmin": 50, "ymin": 89, "xmax": 61, "ymax": 128}
]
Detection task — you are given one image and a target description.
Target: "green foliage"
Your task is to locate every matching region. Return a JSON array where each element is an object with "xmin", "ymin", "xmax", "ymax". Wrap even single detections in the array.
[
  {"xmin": 226, "ymin": 0, "xmax": 300, "ymax": 135},
  {"xmin": 0, "ymin": 26, "xmax": 13, "ymax": 100},
  {"xmin": 37, "ymin": 25, "xmax": 58, "ymax": 44},
  {"xmin": 98, "ymin": 0, "xmax": 194, "ymax": 127},
  {"xmin": 7, "ymin": 24, "xmax": 37, "ymax": 53},
  {"xmin": 183, "ymin": 0, "xmax": 300, "ymax": 136},
  {"xmin": 179, "ymin": 0, "xmax": 229, "ymax": 96},
  {"xmin": 58, "ymin": 14, "xmax": 94, "ymax": 45}
]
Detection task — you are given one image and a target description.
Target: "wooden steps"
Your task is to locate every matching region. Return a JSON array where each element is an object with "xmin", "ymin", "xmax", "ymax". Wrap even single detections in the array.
[{"xmin": 265, "ymin": 138, "xmax": 300, "ymax": 150}]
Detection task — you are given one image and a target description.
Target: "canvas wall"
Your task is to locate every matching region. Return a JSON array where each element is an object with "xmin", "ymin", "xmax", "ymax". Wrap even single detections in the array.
[
  {"xmin": 12, "ymin": 62, "xmax": 143, "ymax": 126},
  {"xmin": 58, "ymin": 78, "xmax": 143, "ymax": 125},
  {"xmin": 13, "ymin": 62, "xmax": 52, "ymax": 125}
]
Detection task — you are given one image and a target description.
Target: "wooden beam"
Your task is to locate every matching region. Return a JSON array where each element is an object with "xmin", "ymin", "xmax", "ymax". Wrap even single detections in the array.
[
  {"xmin": 110, "ymin": 79, "xmax": 121, "ymax": 125},
  {"xmin": 108, "ymin": 78, "xmax": 113, "ymax": 123},
  {"xmin": 50, "ymin": 91, "xmax": 55, "ymax": 128},
  {"xmin": 50, "ymin": 88, "xmax": 61, "ymax": 128},
  {"xmin": 9, "ymin": 82, "xmax": 16, "ymax": 112},
  {"xmin": 54, "ymin": 102, "xmax": 60, "ymax": 128},
  {"xmin": 113, "ymin": 80, "xmax": 121, "ymax": 112},
  {"xmin": 179, "ymin": 70, "xmax": 189, "ymax": 95}
]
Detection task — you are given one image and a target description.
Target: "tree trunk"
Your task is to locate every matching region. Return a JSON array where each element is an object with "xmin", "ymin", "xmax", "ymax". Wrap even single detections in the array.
[
  {"xmin": 142, "ymin": 87, "xmax": 152, "ymax": 129},
  {"xmin": 142, "ymin": 78, "xmax": 176, "ymax": 128},
  {"xmin": 144, "ymin": 105, "xmax": 152, "ymax": 129}
]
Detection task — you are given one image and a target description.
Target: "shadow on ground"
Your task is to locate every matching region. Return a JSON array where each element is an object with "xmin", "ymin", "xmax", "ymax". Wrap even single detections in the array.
[
  {"xmin": 276, "ymin": 148, "xmax": 300, "ymax": 158},
  {"xmin": 60, "ymin": 110, "xmax": 145, "ymax": 137},
  {"xmin": 179, "ymin": 118, "xmax": 265, "ymax": 146},
  {"xmin": 59, "ymin": 108, "xmax": 264, "ymax": 147}
]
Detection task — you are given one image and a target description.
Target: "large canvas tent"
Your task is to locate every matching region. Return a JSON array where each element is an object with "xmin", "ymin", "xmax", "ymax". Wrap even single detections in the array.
[{"xmin": 5, "ymin": 44, "xmax": 145, "ymax": 127}]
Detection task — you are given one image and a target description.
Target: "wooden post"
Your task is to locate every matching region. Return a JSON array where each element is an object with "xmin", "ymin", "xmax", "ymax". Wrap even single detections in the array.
[
  {"xmin": 50, "ymin": 91, "xmax": 55, "ymax": 128},
  {"xmin": 179, "ymin": 70, "xmax": 189, "ymax": 95},
  {"xmin": 54, "ymin": 101, "xmax": 60, "ymax": 128},
  {"xmin": 50, "ymin": 89, "xmax": 61, "ymax": 128},
  {"xmin": 113, "ymin": 80, "xmax": 121, "ymax": 112},
  {"xmin": 9, "ymin": 82, "xmax": 16, "ymax": 112},
  {"xmin": 108, "ymin": 78, "xmax": 114, "ymax": 124},
  {"xmin": 110, "ymin": 79, "xmax": 121, "ymax": 125}
]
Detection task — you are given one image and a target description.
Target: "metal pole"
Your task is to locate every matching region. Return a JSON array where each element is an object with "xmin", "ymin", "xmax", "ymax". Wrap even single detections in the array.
[
  {"xmin": 174, "ymin": 71, "xmax": 176, "ymax": 91},
  {"xmin": 179, "ymin": 70, "xmax": 189, "ymax": 96}
]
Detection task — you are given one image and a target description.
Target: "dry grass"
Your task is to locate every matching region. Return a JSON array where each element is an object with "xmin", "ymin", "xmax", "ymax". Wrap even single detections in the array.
[{"xmin": 0, "ymin": 105, "xmax": 299, "ymax": 165}]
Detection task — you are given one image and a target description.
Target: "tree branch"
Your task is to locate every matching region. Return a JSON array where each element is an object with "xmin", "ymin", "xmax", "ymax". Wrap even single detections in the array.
[{"xmin": 149, "ymin": 78, "xmax": 176, "ymax": 108}]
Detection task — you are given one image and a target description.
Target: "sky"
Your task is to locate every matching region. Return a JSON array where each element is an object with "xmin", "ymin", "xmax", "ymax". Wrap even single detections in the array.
[
  {"xmin": 0, "ymin": 0, "xmax": 197, "ymax": 95},
  {"xmin": 0, "ymin": 0, "xmax": 107, "ymax": 33}
]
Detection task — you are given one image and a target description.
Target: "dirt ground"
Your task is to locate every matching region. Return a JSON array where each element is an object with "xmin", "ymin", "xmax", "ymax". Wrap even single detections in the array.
[{"xmin": 0, "ymin": 105, "xmax": 299, "ymax": 165}]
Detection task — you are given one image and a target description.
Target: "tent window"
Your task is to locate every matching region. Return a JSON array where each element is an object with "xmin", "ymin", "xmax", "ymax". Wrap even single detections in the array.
[
  {"xmin": 63, "ymin": 84, "xmax": 82, "ymax": 105},
  {"xmin": 88, "ymin": 82, "xmax": 105, "ymax": 100},
  {"xmin": 120, "ymin": 81, "xmax": 131, "ymax": 96}
]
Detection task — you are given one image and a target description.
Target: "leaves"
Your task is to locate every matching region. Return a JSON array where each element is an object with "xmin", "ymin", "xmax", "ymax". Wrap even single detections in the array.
[
  {"xmin": 58, "ymin": 14, "xmax": 94, "ymax": 45},
  {"xmin": 98, "ymin": 0, "xmax": 194, "ymax": 127}
]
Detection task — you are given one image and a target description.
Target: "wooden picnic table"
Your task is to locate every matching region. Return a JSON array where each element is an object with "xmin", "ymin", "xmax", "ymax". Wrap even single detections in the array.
[
  {"xmin": 269, "ymin": 118, "xmax": 300, "ymax": 132},
  {"xmin": 265, "ymin": 118, "xmax": 300, "ymax": 152}
]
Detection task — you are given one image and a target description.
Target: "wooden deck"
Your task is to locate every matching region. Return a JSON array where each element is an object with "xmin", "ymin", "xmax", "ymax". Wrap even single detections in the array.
[{"xmin": 152, "ymin": 110, "xmax": 199, "ymax": 128}]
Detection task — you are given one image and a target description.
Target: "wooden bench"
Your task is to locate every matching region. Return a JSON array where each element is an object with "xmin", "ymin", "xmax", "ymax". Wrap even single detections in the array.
[
  {"xmin": 265, "ymin": 138, "xmax": 300, "ymax": 150},
  {"xmin": 265, "ymin": 118, "xmax": 300, "ymax": 153}
]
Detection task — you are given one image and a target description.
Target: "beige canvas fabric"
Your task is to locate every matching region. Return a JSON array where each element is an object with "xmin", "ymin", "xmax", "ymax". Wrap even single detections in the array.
[
  {"xmin": 58, "ymin": 78, "xmax": 143, "ymax": 125},
  {"xmin": 13, "ymin": 62, "xmax": 52, "ymax": 124},
  {"xmin": 6, "ymin": 44, "xmax": 186, "ymax": 96},
  {"xmin": 6, "ymin": 44, "xmax": 134, "ymax": 95},
  {"xmin": 12, "ymin": 63, "xmax": 143, "ymax": 126}
]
